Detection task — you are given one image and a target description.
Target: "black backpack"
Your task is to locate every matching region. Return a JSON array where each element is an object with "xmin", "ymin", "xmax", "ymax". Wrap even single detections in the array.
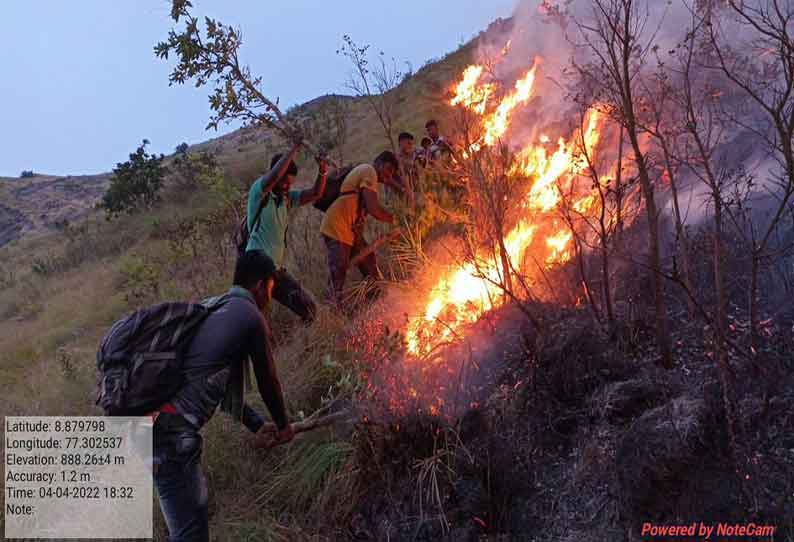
[
  {"xmin": 313, "ymin": 165, "xmax": 356, "ymax": 212},
  {"xmin": 95, "ymin": 298, "xmax": 226, "ymax": 416}
]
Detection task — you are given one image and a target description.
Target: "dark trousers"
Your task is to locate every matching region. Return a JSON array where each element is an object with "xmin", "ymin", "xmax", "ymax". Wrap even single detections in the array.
[
  {"xmin": 272, "ymin": 268, "xmax": 316, "ymax": 323},
  {"xmin": 153, "ymin": 414, "xmax": 208, "ymax": 542},
  {"xmin": 323, "ymin": 234, "xmax": 379, "ymax": 302},
  {"xmin": 240, "ymin": 251, "xmax": 315, "ymax": 324}
]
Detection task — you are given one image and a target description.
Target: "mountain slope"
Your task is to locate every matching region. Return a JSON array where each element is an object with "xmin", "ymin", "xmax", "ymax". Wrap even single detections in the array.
[
  {"xmin": 1, "ymin": 13, "xmax": 793, "ymax": 541},
  {"xmin": 0, "ymin": 173, "xmax": 110, "ymax": 246},
  {"xmin": 0, "ymin": 11, "xmax": 499, "ymax": 249},
  {"xmin": 0, "ymin": 18, "xmax": 488, "ymax": 536}
]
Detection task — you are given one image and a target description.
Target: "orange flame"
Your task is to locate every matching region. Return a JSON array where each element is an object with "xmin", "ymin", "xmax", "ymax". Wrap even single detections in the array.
[
  {"xmin": 450, "ymin": 62, "xmax": 539, "ymax": 150},
  {"xmin": 407, "ymin": 65, "xmax": 607, "ymax": 356},
  {"xmin": 405, "ymin": 222, "xmax": 536, "ymax": 355},
  {"xmin": 450, "ymin": 65, "xmax": 494, "ymax": 115},
  {"xmin": 483, "ymin": 64, "xmax": 537, "ymax": 146},
  {"xmin": 545, "ymin": 230, "xmax": 573, "ymax": 267}
]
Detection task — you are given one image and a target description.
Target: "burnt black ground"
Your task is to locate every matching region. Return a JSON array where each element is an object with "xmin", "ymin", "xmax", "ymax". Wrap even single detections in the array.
[{"xmin": 345, "ymin": 305, "xmax": 794, "ymax": 541}]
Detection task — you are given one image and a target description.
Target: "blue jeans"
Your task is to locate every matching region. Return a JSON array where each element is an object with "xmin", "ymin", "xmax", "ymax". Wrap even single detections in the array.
[{"xmin": 153, "ymin": 413, "xmax": 209, "ymax": 542}]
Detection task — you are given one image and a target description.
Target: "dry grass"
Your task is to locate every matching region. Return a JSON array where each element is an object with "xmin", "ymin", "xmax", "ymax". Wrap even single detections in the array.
[
  {"xmin": 412, "ymin": 429, "xmax": 463, "ymax": 533},
  {"xmin": 0, "ymin": 33, "xmax": 482, "ymax": 540}
]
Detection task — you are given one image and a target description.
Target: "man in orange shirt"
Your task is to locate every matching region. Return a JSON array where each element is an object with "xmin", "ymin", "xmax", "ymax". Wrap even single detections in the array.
[{"xmin": 320, "ymin": 151, "xmax": 399, "ymax": 303}]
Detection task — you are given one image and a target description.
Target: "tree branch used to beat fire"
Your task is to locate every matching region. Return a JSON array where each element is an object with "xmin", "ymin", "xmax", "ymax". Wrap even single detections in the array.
[{"xmin": 155, "ymin": 0, "xmax": 334, "ymax": 164}]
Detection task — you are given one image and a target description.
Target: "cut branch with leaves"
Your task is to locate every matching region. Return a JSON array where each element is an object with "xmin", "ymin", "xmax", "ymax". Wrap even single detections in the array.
[
  {"xmin": 337, "ymin": 35, "xmax": 410, "ymax": 152},
  {"xmin": 155, "ymin": 0, "xmax": 331, "ymax": 163}
]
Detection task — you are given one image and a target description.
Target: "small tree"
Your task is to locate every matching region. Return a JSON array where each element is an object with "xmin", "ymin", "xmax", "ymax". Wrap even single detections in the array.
[
  {"xmin": 559, "ymin": 106, "xmax": 634, "ymax": 333},
  {"xmin": 19, "ymin": 170, "xmax": 35, "ymax": 178},
  {"xmin": 337, "ymin": 35, "xmax": 408, "ymax": 152},
  {"xmin": 446, "ymin": 97, "xmax": 545, "ymax": 330},
  {"xmin": 571, "ymin": 0, "xmax": 674, "ymax": 368},
  {"xmin": 640, "ymin": 60, "xmax": 697, "ymax": 320},
  {"xmin": 101, "ymin": 139, "xmax": 168, "ymax": 218},
  {"xmin": 706, "ymin": 1, "xmax": 794, "ymax": 352},
  {"xmin": 669, "ymin": 9, "xmax": 740, "ymax": 448},
  {"xmin": 172, "ymin": 145, "xmax": 219, "ymax": 190}
]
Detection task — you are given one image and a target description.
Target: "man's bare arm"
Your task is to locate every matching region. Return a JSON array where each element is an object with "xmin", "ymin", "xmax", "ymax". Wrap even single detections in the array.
[
  {"xmin": 298, "ymin": 156, "xmax": 329, "ymax": 205},
  {"xmin": 362, "ymin": 189, "xmax": 394, "ymax": 223},
  {"xmin": 249, "ymin": 320, "xmax": 288, "ymax": 429},
  {"xmin": 259, "ymin": 142, "xmax": 301, "ymax": 195}
]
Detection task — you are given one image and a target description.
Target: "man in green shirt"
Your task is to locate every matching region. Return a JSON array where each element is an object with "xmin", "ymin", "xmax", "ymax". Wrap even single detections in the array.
[{"xmin": 246, "ymin": 142, "xmax": 327, "ymax": 323}]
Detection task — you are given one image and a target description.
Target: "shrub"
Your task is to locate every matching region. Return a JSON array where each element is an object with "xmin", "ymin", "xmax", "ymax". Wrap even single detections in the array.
[
  {"xmin": 409, "ymin": 165, "xmax": 466, "ymax": 241},
  {"xmin": 159, "ymin": 206, "xmax": 238, "ymax": 298},
  {"xmin": 118, "ymin": 254, "xmax": 162, "ymax": 306},
  {"xmin": 101, "ymin": 139, "xmax": 168, "ymax": 218},
  {"xmin": 31, "ymin": 254, "xmax": 60, "ymax": 276},
  {"xmin": 20, "ymin": 170, "xmax": 35, "ymax": 178},
  {"xmin": 172, "ymin": 147, "xmax": 220, "ymax": 190},
  {"xmin": 0, "ymin": 264, "xmax": 15, "ymax": 290}
]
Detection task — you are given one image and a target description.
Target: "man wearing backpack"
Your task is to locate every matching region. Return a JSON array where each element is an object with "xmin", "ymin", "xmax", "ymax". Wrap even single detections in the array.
[
  {"xmin": 245, "ymin": 141, "xmax": 328, "ymax": 323},
  {"xmin": 319, "ymin": 151, "xmax": 399, "ymax": 303},
  {"xmin": 152, "ymin": 250, "xmax": 293, "ymax": 542}
]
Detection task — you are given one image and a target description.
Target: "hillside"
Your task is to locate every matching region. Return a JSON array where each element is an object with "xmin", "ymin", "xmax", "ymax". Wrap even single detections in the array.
[
  {"xmin": 0, "ymin": 16, "xmax": 485, "ymax": 250},
  {"xmin": 0, "ymin": 173, "xmax": 110, "ymax": 246},
  {"xmin": 0, "ymin": 18, "xmax": 481, "ymax": 540},
  {"xmin": 1, "ymin": 9, "xmax": 793, "ymax": 542}
]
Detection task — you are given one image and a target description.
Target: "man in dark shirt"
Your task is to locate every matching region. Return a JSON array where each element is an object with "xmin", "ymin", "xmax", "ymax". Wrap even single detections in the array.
[{"xmin": 153, "ymin": 250, "xmax": 293, "ymax": 542}]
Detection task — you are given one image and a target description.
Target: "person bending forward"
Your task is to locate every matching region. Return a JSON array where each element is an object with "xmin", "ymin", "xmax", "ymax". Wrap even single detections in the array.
[{"xmin": 319, "ymin": 151, "xmax": 399, "ymax": 303}]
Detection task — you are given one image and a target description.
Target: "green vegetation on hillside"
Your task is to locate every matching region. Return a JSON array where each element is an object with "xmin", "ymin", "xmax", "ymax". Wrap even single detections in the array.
[{"xmin": 101, "ymin": 139, "xmax": 168, "ymax": 218}]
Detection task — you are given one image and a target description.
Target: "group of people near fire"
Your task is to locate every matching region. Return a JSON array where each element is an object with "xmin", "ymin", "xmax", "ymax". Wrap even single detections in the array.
[
  {"xmin": 248, "ymin": 118, "xmax": 452, "ymax": 319},
  {"xmin": 132, "ymin": 119, "xmax": 453, "ymax": 541}
]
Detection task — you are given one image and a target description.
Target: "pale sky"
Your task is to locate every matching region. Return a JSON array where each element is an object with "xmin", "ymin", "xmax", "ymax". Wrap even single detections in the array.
[{"xmin": 0, "ymin": 1, "xmax": 517, "ymax": 177}]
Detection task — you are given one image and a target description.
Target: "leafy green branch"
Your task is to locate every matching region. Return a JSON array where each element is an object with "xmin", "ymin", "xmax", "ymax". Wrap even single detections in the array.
[{"xmin": 154, "ymin": 0, "xmax": 328, "ymax": 159}]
